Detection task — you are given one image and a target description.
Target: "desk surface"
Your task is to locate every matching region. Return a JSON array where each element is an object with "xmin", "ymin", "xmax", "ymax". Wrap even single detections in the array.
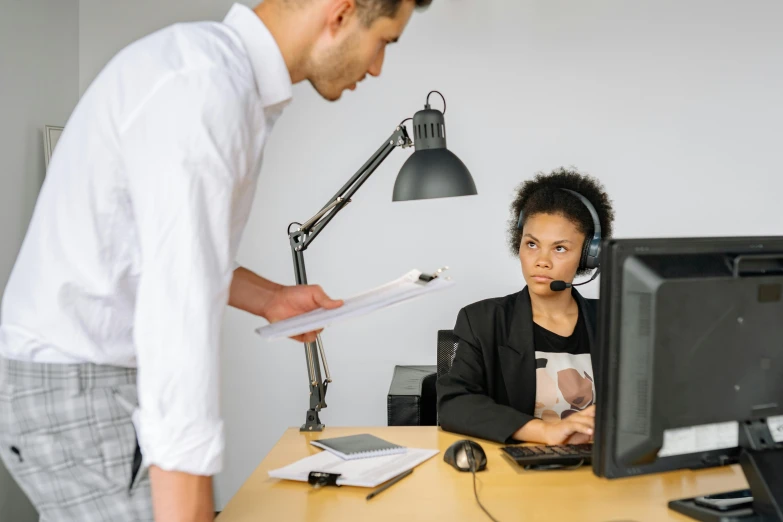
[{"xmin": 217, "ymin": 426, "xmax": 748, "ymax": 522}]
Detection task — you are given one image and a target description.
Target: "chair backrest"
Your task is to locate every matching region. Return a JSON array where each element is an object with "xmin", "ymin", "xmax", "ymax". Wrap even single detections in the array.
[{"xmin": 436, "ymin": 330, "xmax": 458, "ymax": 378}]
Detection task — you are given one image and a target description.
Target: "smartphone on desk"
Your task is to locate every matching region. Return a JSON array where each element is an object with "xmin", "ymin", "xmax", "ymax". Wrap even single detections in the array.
[{"xmin": 694, "ymin": 489, "xmax": 753, "ymax": 511}]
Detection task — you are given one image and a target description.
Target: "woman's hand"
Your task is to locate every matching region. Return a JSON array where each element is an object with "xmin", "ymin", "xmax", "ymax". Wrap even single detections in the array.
[
  {"xmin": 541, "ymin": 405, "xmax": 595, "ymax": 445},
  {"xmin": 513, "ymin": 405, "xmax": 595, "ymax": 444}
]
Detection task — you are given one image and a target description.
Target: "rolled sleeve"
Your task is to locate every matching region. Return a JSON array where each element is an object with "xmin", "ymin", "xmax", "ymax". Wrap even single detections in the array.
[{"xmin": 123, "ymin": 70, "xmax": 251, "ymax": 475}]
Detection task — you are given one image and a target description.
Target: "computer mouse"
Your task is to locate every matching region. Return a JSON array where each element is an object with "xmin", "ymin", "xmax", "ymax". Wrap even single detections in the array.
[{"xmin": 444, "ymin": 439, "xmax": 487, "ymax": 472}]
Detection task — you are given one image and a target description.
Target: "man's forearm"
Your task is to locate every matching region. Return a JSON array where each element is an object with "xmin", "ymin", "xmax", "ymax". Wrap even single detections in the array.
[
  {"xmin": 228, "ymin": 266, "xmax": 282, "ymax": 316},
  {"xmin": 150, "ymin": 466, "xmax": 214, "ymax": 522}
]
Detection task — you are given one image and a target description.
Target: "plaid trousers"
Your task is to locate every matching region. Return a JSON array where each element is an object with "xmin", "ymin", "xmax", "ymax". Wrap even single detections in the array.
[{"xmin": 0, "ymin": 357, "xmax": 153, "ymax": 521}]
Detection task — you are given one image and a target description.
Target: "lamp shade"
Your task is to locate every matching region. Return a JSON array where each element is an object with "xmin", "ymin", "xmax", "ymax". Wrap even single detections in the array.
[{"xmin": 392, "ymin": 107, "xmax": 477, "ymax": 202}]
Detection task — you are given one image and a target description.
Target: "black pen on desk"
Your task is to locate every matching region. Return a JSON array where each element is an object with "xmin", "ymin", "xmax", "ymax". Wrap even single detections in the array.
[{"xmin": 366, "ymin": 469, "xmax": 413, "ymax": 501}]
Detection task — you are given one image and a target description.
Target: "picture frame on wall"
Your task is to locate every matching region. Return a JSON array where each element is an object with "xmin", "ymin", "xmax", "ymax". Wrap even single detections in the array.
[{"xmin": 43, "ymin": 125, "xmax": 64, "ymax": 170}]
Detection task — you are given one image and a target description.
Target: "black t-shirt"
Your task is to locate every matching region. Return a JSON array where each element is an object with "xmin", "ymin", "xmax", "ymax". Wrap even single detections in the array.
[
  {"xmin": 532, "ymin": 308, "xmax": 590, "ymax": 356},
  {"xmin": 532, "ymin": 309, "xmax": 595, "ymax": 420}
]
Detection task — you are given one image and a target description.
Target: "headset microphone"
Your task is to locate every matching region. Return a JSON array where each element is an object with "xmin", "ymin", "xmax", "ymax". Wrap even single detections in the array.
[{"xmin": 549, "ymin": 268, "xmax": 601, "ymax": 292}]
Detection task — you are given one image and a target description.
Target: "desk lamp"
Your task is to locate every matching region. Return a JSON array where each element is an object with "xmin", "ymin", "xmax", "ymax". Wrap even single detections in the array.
[{"xmin": 288, "ymin": 91, "xmax": 476, "ymax": 431}]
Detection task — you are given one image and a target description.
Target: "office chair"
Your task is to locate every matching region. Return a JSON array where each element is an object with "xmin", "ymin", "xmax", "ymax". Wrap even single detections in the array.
[
  {"xmin": 436, "ymin": 329, "xmax": 458, "ymax": 379},
  {"xmin": 386, "ymin": 330, "xmax": 456, "ymax": 426}
]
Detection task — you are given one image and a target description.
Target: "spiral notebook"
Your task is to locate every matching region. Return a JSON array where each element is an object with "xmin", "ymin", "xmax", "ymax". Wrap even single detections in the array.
[{"xmin": 310, "ymin": 434, "xmax": 406, "ymax": 460}]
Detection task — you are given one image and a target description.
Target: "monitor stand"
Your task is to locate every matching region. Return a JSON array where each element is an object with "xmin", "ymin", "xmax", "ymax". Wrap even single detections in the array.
[{"xmin": 669, "ymin": 420, "xmax": 783, "ymax": 522}]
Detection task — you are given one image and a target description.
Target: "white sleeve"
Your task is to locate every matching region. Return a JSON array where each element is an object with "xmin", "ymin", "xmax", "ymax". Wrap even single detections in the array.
[{"xmin": 122, "ymin": 69, "xmax": 251, "ymax": 475}]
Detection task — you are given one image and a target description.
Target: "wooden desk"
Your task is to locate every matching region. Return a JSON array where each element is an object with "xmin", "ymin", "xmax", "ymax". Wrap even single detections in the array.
[{"xmin": 217, "ymin": 427, "xmax": 748, "ymax": 522}]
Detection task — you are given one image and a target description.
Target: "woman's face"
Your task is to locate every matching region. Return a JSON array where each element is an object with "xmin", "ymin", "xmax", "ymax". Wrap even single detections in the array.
[{"xmin": 519, "ymin": 213, "xmax": 585, "ymax": 296}]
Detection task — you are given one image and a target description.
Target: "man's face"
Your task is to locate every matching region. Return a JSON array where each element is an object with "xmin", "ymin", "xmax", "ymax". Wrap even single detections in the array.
[{"xmin": 308, "ymin": 0, "xmax": 415, "ymax": 101}]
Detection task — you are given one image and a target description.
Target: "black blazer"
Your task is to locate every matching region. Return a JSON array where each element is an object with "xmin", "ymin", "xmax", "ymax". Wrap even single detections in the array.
[{"xmin": 436, "ymin": 287, "xmax": 598, "ymax": 444}]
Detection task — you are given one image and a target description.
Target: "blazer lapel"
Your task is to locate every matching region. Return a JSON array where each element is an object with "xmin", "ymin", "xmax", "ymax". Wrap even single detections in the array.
[{"xmin": 498, "ymin": 287, "xmax": 537, "ymax": 415}]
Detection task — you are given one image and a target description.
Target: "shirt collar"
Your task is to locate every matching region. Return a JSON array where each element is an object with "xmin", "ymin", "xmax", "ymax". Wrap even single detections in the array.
[{"xmin": 224, "ymin": 3, "xmax": 293, "ymax": 109}]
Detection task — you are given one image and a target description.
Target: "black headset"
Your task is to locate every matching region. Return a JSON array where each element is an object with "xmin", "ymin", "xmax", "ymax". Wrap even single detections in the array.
[{"xmin": 516, "ymin": 188, "xmax": 602, "ymax": 271}]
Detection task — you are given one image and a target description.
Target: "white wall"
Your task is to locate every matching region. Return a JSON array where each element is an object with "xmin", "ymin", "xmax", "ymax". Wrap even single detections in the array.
[
  {"xmin": 76, "ymin": 0, "xmax": 783, "ymax": 510},
  {"xmin": 0, "ymin": 0, "xmax": 80, "ymax": 519}
]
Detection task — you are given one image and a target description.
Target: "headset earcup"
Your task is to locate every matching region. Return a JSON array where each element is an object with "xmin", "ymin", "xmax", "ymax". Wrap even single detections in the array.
[
  {"xmin": 580, "ymin": 239, "xmax": 591, "ymax": 270},
  {"xmin": 583, "ymin": 239, "xmax": 601, "ymax": 270}
]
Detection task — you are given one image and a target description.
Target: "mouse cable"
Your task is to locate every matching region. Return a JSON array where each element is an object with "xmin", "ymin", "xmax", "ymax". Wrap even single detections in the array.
[{"xmin": 472, "ymin": 468, "xmax": 501, "ymax": 522}]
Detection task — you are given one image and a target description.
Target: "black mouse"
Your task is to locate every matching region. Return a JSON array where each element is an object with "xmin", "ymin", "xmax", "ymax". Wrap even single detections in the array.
[{"xmin": 444, "ymin": 439, "xmax": 487, "ymax": 472}]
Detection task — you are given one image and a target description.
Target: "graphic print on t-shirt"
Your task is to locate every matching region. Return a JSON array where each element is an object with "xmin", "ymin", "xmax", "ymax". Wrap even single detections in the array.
[{"xmin": 533, "ymin": 351, "xmax": 594, "ymax": 421}]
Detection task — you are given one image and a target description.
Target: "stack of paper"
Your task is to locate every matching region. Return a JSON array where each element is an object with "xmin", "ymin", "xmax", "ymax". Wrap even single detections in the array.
[{"xmin": 268, "ymin": 447, "xmax": 439, "ymax": 488}]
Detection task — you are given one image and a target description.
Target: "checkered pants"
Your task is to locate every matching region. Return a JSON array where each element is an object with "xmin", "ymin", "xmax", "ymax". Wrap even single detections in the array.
[{"xmin": 0, "ymin": 358, "xmax": 153, "ymax": 521}]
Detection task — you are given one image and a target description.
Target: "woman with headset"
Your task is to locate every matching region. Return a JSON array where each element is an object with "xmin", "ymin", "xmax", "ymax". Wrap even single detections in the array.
[{"xmin": 437, "ymin": 168, "xmax": 615, "ymax": 444}]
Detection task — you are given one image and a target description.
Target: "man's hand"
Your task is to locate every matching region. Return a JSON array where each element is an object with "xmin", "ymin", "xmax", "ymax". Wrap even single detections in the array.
[
  {"xmin": 513, "ymin": 405, "xmax": 595, "ymax": 444},
  {"xmin": 228, "ymin": 267, "xmax": 343, "ymax": 343},
  {"xmin": 261, "ymin": 284, "xmax": 343, "ymax": 342}
]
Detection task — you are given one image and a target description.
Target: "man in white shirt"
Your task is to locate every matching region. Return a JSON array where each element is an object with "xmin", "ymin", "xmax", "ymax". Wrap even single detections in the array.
[{"xmin": 0, "ymin": 0, "xmax": 430, "ymax": 520}]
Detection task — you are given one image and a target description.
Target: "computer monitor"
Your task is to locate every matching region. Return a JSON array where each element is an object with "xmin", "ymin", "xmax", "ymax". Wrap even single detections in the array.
[{"xmin": 592, "ymin": 237, "xmax": 783, "ymax": 522}]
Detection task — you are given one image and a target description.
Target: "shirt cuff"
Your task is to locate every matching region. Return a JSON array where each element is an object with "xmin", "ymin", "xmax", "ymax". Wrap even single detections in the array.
[
  {"xmin": 136, "ymin": 410, "xmax": 225, "ymax": 476},
  {"xmin": 232, "ymin": 260, "xmax": 241, "ymax": 272}
]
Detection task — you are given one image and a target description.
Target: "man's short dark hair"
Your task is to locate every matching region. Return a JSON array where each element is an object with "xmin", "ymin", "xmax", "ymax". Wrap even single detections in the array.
[
  {"xmin": 357, "ymin": 0, "xmax": 432, "ymax": 25},
  {"xmin": 507, "ymin": 167, "xmax": 615, "ymax": 276}
]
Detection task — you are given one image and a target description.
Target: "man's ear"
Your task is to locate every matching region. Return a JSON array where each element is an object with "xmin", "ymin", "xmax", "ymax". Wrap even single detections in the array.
[{"xmin": 325, "ymin": 0, "xmax": 357, "ymax": 36}]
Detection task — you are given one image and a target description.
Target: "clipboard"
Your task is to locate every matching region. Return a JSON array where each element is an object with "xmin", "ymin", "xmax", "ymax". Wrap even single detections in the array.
[{"xmin": 255, "ymin": 268, "xmax": 453, "ymax": 341}]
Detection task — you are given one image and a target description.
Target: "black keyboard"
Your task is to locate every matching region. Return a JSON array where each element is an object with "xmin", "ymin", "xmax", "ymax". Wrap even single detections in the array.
[{"xmin": 501, "ymin": 444, "xmax": 593, "ymax": 469}]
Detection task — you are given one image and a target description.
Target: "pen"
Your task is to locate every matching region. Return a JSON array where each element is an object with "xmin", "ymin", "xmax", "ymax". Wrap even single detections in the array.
[{"xmin": 366, "ymin": 469, "xmax": 414, "ymax": 501}]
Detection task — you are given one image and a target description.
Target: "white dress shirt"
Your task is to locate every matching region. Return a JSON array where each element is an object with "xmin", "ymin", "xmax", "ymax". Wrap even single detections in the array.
[{"xmin": 0, "ymin": 4, "xmax": 291, "ymax": 476}]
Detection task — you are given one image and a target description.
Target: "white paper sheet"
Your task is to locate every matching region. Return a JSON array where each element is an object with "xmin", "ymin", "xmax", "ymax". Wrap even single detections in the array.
[
  {"xmin": 767, "ymin": 415, "xmax": 783, "ymax": 443},
  {"xmin": 658, "ymin": 415, "xmax": 783, "ymax": 457},
  {"xmin": 255, "ymin": 269, "xmax": 454, "ymax": 341},
  {"xmin": 268, "ymin": 447, "xmax": 439, "ymax": 488},
  {"xmin": 659, "ymin": 421, "xmax": 739, "ymax": 457}
]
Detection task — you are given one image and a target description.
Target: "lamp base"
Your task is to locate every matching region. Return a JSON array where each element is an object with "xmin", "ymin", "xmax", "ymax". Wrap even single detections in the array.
[{"xmin": 300, "ymin": 409, "xmax": 325, "ymax": 432}]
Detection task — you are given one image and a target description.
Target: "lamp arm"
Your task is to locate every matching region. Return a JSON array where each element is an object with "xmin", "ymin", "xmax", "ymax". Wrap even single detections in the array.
[
  {"xmin": 286, "ymin": 123, "xmax": 412, "ymax": 431},
  {"xmin": 292, "ymin": 125, "xmax": 412, "ymax": 253}
]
